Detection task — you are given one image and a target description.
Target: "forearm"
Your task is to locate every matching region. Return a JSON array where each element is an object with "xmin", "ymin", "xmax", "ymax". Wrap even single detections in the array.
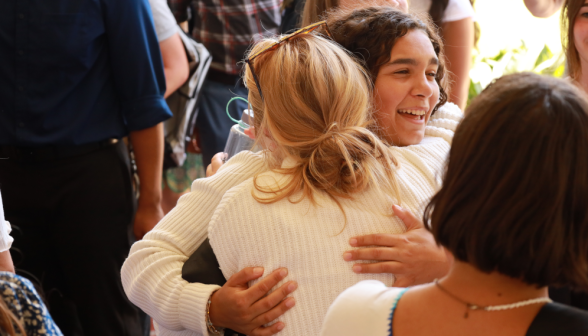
[
  {"xmin": 121, "ymin": 186, "xmax": 222, "ymax": 332},
  {"xmin": 121, "ymin": 151, "xmax": 267, "ymax": 331},
  {"xmin": 129, "ymin": 123, "xmax": 164, "ymax": 207},
  {"xmin": 524, "ymin": 0, "xmax": 564, "ymax": 18}
]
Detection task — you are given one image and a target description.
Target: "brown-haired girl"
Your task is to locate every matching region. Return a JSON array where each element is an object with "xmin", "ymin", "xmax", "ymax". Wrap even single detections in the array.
[{"xmin": 321, "ymin": 72, "xmax": 588, "ymax": 336}]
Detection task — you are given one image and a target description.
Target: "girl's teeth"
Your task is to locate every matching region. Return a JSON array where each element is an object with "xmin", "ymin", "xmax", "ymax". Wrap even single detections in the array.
[{"xmin": 398, "ymin": 109, "xmax": 425, "ymax": 116}]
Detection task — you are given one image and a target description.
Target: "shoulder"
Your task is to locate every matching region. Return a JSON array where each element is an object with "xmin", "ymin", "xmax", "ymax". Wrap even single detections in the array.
[
  {"xmin": 425, "ymin": 102, "xmax": 464, "ymax": 144},
  {"xmin": 207, "ymin": 166, "xmax": 285, "ymax": 235},
  {"xmin": 189, "ymin": 151, "xmax": 265, "ymax": 192},
  {"xmin": 527, "ymin": 302, "xmax": 588, "ymax": 336},
  {"xmin": 320, "ymin": 280, "xmax": 406, "ymax": 336},
  {"xmin": 0, "ymin": 272, "xmax": 36, "ymax": 295},
  {"xmin": 217, "ymin": 150, "xmax": 265, "ymax": 174},
  {"xmin": 444, "ymin": 0, "xmax": 476, "ymax": 22}
]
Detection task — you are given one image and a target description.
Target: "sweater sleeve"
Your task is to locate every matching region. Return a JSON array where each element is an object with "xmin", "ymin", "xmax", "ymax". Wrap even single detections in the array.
[
  {"xmin": 121, "ymin": 151, "xmax": 266, "ymax": 334},
  {"xmin": 426, "ymin": 102, "xmax": 464, "ymax": 144}
]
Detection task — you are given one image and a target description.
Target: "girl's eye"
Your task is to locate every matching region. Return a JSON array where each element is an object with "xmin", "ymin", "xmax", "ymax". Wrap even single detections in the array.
[
  {"xmin": 583, "ymin": 12, "xmax": 588, "ymax": 18},
  {"xmin": 394, "ymin": 70, "xmax": 409, "ymax": 75},
  {"xmin": 427, "ymin": 72, "xmax": 437, "ymax": 77}
]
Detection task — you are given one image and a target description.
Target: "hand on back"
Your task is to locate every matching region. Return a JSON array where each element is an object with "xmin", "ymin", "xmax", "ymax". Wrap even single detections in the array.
[
  {"xmin": 343, "ymin": 205, "xmax": 451, "ymax": 287},
  {"xmin": 209, "ymin": 267, "xmax": 297, "ymax": 336}
]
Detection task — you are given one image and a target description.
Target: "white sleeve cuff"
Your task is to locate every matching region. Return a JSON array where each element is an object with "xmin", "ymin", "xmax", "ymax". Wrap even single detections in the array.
[{"xmin": 178, "ymin": 283, "xmax": 221, "ymax": 334}]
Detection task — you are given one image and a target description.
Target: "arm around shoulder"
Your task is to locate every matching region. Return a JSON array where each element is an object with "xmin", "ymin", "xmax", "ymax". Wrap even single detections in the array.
[{"xmin": 121, "ymin": 151, "xmax": 266, "ymax": 333}]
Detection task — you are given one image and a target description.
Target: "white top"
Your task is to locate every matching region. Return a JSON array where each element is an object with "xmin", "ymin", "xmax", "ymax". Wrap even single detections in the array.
[
  {"xmin": 121, "ymin": 103, "xmax": 462, "ymax": 336},
  {"xmin": 320, "ymin": 280, "xmax": 408, "ymax": 336},
  {"xmin": 149, "ymin": 0, "xmax": 179, "ymax": 42},
  {"xmin": 0, "ymin": 192, "xmax": 13, "ymax": 253},
  {"xmin": 410, "ymin": 0, "xmax": 476, "ymax": 23}
]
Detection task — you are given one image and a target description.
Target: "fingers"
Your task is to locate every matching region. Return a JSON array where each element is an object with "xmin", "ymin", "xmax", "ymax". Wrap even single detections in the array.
[
  {"xmin": 246, "ymin": 268, "xmax": 289, "ymax": 303},
  {"xmin": 392, "ymin": 205, "xmax": 424, "ymax": 231},
  {"xmin": 251, "ymin": 297, "xmax": 296, "ymax": 335},
  {"xmin": 350, "ymin": 261, "xmax": 403, "ymax": 274},
  {"xmin": 225, "ymin": 267, "xmax": 265, "ymax": 289},
  {"xmin": 343, "ymin": 247, "xmax": 399, "ymax": 262},
  {"xmin": 244, "ymin": 126, "xmax": 256, "ymax": 140},
  {"xmin": 349, "ymin": 233, "xmax": 405, "ymax": 248},
  {"xmin": 206, "ymin": 152, "xmax": 227, "ymax": 177},
  {"xmin": 251, "ymin": 280, "xmax": 297, "ymax": 316},
  {"xmin": 249, "ymin": 321, "xmax": 286, "ymax": 336}
]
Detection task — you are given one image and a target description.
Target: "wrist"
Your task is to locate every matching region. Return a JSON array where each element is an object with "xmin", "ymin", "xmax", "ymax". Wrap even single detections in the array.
[
  {"xmin": 207, "ymin": 290, "xmax": 225, "ymax": 333},
  {"xmin": 137, "ymin": 189, "xmax": 162, "ymax": 207}
]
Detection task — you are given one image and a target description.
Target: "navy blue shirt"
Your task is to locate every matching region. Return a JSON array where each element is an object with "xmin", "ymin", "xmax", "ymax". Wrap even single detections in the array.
[{"xmin": 0, "ymin": 0, "xmax": 173, "ymax": 146}]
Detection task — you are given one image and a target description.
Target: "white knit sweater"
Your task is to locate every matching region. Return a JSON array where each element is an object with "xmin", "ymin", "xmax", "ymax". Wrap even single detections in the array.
[{"xmin": 121, "ymin": 103, "xmax": 462, "ymax": 336}]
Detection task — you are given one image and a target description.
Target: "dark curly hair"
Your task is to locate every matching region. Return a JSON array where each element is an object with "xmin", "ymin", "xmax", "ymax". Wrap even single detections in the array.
[{"xmin": 321, "ymin": 6, "xmax": 449, "ymax": 113}]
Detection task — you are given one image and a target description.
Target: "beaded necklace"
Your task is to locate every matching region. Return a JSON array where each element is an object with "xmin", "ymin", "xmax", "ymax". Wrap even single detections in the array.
[{"xmin": 434, "ymin": 280, "xmax": 552, "ymax": 318}]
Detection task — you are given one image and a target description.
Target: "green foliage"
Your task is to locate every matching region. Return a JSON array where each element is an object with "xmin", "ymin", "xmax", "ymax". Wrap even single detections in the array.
[{"xmin": 467, "ymin": 42, "xmax": 565, "ymax": 106}]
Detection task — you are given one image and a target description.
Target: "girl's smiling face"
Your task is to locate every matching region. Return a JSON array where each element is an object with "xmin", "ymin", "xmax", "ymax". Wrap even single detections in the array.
[{"xmin": 373, "ymin": 29, "xmax": 440, "ymax": 146}]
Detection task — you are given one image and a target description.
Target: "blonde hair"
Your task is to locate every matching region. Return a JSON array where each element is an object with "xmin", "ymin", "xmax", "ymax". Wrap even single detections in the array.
[{"xmin": 244, "ymin": 33, "xmax": 400, "ymax": 215}]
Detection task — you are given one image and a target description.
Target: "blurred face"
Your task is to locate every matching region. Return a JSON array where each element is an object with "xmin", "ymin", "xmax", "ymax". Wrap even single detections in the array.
[
  {"xmin": 574, "ymin": 1, "xmax": 588, "ymax": 71},
  {"xmin": 373, "ymin": 29, "xmax": 440, "ymax": 146}
]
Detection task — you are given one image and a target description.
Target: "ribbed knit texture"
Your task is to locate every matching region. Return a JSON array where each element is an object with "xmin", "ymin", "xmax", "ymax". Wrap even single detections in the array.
[
  {"xmin": 122, "ymin": 151, "xmax": 267, "ymax": 335},
  {"xmin": 121, "ymin": 103, "xmax": 462, "ymax": 336},
  {"xmin": 209, "ymin": 103, "xmax": 463, "ymax": 336}
]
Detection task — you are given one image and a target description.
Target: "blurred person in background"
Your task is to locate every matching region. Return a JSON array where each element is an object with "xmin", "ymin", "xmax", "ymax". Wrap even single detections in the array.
[
  {"xmin": 321, "ymin": 72, "xmax": 588, "ymax": 336},
  {"xmin": 167, "ymin": 0, "xmax": 282, "ymax": 167},
  {"xmin": 300, "ymin": 0, "xmax": 408, "ymax": 26},
  {"xmin": 525, "ymin": 0, "xmax": 564, "ymax": 17},
  {"xmin": 0, "ymin": 0, "xmax": 172, "ymax": 334},
  {"xmin": 146, "ymin": 0, "xmax": 200, "ymax": 215},
  {"xmin": 408, "ymin": 0, "xmax": 475, "ymax": 110},
  {"xmin": 149, "ymin": 0, "xmax": 189, "ymax": 99},
  {"xmin": 545, "ymin": 0, "xmax": 588, "ymax": 310},
  {"xmin": 563, "ymin": 0, "xmax": 588, "ymax": 93}
]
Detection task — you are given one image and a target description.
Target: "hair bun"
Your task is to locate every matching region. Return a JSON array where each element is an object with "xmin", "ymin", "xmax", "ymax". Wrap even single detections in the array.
[{"xmin": 306, "ymin": 123, "xmax": 388, "ymax": 192}]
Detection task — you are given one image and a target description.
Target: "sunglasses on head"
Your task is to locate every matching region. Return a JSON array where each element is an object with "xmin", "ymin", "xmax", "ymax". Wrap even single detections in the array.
[{"xmin": 245, "ymin": 21, "xmax": 333, "ymax": 102}]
